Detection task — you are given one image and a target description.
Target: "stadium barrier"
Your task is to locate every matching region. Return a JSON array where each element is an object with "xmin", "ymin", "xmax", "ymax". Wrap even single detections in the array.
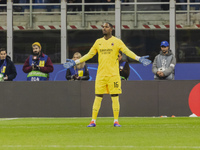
[{"xmin": 0, "ymin": 80, "xmax": 198, "ymax": 118}]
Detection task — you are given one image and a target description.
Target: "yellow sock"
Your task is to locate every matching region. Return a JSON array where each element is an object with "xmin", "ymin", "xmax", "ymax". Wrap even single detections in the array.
[
  {"xmin": 92, "ymin": 96, "xmax": 103, "ymax": 120},
  {"xmin": 111, "ymin": 96, "xmax": 120, "ymax": 120}
]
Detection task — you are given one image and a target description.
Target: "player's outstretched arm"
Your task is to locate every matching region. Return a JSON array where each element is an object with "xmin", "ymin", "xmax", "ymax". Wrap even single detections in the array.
[
  {"xmin": 119, "ymin": 41, "xmax": 151, "ymax": 66},
  {"xmin": 63, "ymin": 40, "xmax": 98, "ymax": 69},
  {"xmin": 63, "ymin": 50, "xmax": 96, "ymax": 69},
  {"xmin": 122, "ymin": 49, "xmax": 152, "ymax": 66},
  {"xmin": 139, "ymin": 55, "xmax": 152, "ymax": 66},
  {"xmin": 63, "ymin": 59, "xmax": 76, "ymax": 69}
]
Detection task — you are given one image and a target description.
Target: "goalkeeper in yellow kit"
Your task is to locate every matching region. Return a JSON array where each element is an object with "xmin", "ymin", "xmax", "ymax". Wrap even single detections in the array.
[{"xmin": 63, "ymin": 22, "xmax": 151, "ymax": 127}]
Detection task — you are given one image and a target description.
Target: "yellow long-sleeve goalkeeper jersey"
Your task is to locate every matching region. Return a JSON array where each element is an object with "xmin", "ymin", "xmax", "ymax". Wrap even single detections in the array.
[{"xmin": 79, "ymin": 36, "xmax": 139, "ymax": 77}]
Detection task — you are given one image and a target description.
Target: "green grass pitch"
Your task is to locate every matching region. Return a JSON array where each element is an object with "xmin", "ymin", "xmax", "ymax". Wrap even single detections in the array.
[{"xmin": 0, "ymin": 117, "xmax": 200, "ymax": 150}]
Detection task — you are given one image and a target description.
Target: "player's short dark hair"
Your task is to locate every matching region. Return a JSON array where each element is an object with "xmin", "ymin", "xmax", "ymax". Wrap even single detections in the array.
[
  {"xmin": 0, "ymin": 48, "xmax": 6, "ymax": 53},
  {"xmin": 119, "ymin": 51, "xmax": 122, "ymax": 55},
  {"xmin": 106, "ymin": 22, "xmax": 113, "ymax": 28}
]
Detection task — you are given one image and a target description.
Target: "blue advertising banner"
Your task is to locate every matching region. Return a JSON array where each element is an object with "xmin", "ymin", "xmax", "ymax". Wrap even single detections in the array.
[{"xmin": 14, "ymin": 63, "xmax": 200, "ymax": 81}]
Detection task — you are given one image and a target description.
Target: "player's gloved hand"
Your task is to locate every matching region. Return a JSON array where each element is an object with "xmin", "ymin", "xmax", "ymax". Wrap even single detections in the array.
[
  {"xmin": 63, "ymin": 59, "xmax": 76, "ymax": 69},
  {"xmin": 139, "ymin": 55, "xmax": 152, "ymax": 66}
]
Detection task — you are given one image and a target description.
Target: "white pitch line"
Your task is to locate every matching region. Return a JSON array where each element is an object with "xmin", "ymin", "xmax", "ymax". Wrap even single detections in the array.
[
  {"xmin": 1, "ymin": 145, "xmax": 200, "ymax": 149},
  {"xmin": 0, "ymin": 118, "xmax": 18, "ymax": 121}
]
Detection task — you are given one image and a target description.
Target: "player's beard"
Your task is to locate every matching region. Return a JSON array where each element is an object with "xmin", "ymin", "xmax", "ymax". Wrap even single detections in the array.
[
  {"xmin": 103, "ymin": 32, "xmax": 107, "ymax": 36},
  {"xmin": 33, "ymin": 51, "xmax": 39, "ymax": 56},
  {"xmin": 103, "ymin": 29, "xmax": 107, "ymax": 36}
]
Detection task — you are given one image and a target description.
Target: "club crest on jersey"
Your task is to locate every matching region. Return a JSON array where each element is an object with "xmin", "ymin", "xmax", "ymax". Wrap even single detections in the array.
[{"xmin": 111, "ymin": 43, "xmax": 114, "ymax": 46}]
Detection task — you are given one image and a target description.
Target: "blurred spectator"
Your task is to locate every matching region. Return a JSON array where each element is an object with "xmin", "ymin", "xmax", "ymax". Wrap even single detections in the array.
[
  {"xmin": 0, "ymin": 0, "xmax": 6, "ymax": 12},
  {"xmin": 121, "ymin": 0, "xmax": 129, "ymax": 2},
  {"xmin": 23, "ymin": 42, "xmax": 54, "ymax": 81},
  {"xmin": 94, "ymin": 0, "xmax": 102, "ymax": 11},
  {"xmin": 121, "ymin": 0, "xmax": 133, "ymax": 11},
  {"xmin": 118, "ymin": 51, "xmax": 130, "ymax": 80},
  {"xmin": 178, "ymin": 36, "xmax": 198, "ymax": 62},
  {"xmin": 67, "ymin": 0, "xmax": 81, "ymax": 11},
  {"xmin": 47, "ymin": 0, "xmax": 60, "ymax": 12},
  {"xmin": 0, "ymin": 48, "xmax": 17, "ymax": 81},
  {"xmin": 178, "ymin": 0, "xmax": 200, "ymax": 10},
  {"xmin": 101, "ymin": 0, "xmax": 115, "ymax": 11},
  {"xmin": 66, "ymin": 52, "xmax": 89, "ymax": 81},
  {"xmin": 161, "ymin": 0, "xmax": 169, "ymax": 10},
  {"xmin": 49, "ymin": 0, "xmax": 60, "ymax": 3},
  {"xmin": 85, "ymin": 0, "xmax": 95, "ymax": 11},
  {"xmin": 33, "ymin": 0, "xmax": 53, "ymax": 12},
  {"xmin": 85, "ymin": 0, "xmax": 104, "ymax": 11},
  {"xmin": 178, "ymin": 0, "xmax": 188, "ymax": 10},
  {"xmin": 152, "ymin": 41, "xmax": 176, "ymax": 80},
  {"xmin": 84, "ymin": 0, "xmax": 115, "ymax": 11},
  {"xmin": 191, "ymin": 0, "xmax": 200, "ymax": 10},
  {"xmin": 121, "ymin": 0, "xmax": 129, "ymax": 6},
  {"xmin": 13, "ymin": 0, "xmax": 25, "ymax": 12}
]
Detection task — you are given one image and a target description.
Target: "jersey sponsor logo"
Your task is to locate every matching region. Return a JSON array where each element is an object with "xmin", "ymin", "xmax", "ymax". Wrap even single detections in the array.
[
  {"xmin": 114, "ymin": 82, "xmax": 119, "ymax": 88},
  {"xmin": 100, "ymin": 49, "xmax": 113, "ymax": 54},
  {"xmin": 111, "ymin": 43, "xmax": 114, "ymax": 46}
]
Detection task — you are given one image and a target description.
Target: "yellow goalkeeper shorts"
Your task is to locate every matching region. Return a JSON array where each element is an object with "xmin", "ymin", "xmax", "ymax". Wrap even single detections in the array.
[{"xmin": 95, "ymin": 75, "xmax": 122, "ymax": 94}]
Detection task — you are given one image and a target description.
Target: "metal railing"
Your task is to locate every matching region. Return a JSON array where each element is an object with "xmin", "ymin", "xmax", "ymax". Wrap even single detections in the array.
[
  {"xmin": 1, "ymin": 1, "xmax": 198, "ymax": 28},
  {"xmin": 1, "ymin": 1, "xmax": 199, "ymax": 27},
  {"xmin": 1, "ymin": 0, "xmax": 200, "ymax": 63}
]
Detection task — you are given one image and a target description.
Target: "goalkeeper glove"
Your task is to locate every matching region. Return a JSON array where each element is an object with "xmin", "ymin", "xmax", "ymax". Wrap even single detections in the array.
[
  {"xmin": 63, "ymin": 59, "xmax": 76, "ymax": 69},
  {"xmin": 139, "ymin": 55, "xmax": 152, "ymax": 66}
]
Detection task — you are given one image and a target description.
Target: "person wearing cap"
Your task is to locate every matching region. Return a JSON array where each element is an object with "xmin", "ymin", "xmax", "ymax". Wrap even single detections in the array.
[
  {"xmin": 23, "ymin": 42, "xmax": 54, "ymax": 81},
  {"xmin": 152, "ymin": 41, "xmax": 176, "ymax": 80},
  {"xmin": 0, "ymin": 48, "xmax": 17, "ymax": 81},
  {"xmin": 118, "ymin": 51, "xmax": 130, "ymax": 80}
]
